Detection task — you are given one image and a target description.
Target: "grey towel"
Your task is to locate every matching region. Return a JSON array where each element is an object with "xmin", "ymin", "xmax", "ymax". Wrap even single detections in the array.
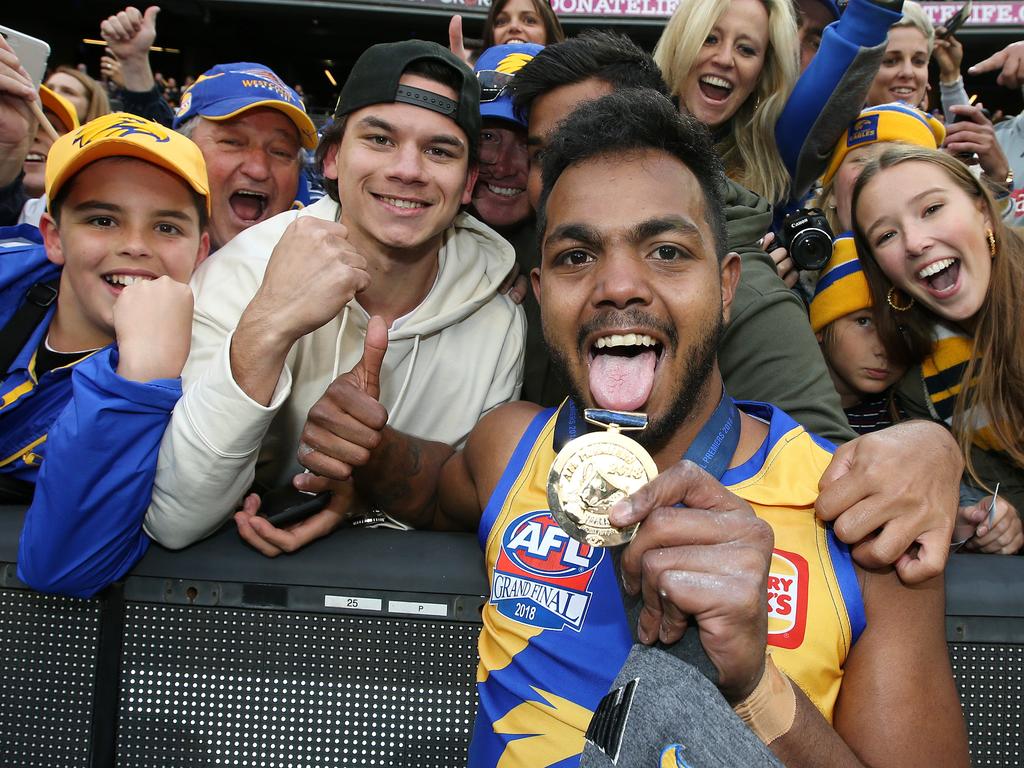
[
  {"xmin": 580, "ymin": 645, "xmax": 783, "ymax": 767},
  {"xmin": 581, "ymin": 547, "xmax": 783, "ymax": 767}
]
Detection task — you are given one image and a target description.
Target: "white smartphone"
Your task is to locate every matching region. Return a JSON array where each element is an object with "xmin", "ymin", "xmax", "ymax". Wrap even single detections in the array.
[{"xmin": 0, "ymin": 25, "xmax": 50, "ymax": 89}]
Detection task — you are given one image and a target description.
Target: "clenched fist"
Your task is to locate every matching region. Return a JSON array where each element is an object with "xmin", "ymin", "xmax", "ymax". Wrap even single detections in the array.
[
  {"xmin": 248, "ymin": 217, "xmax": 372, "ymax": 346},
  {"xmin": 114, "ymin": 276, "xmax": 194, "ymax": 382}
]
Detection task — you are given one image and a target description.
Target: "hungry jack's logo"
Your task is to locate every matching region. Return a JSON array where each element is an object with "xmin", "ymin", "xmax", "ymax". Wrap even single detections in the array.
[
  {"xmin": 491, "ymin": 510, "xmax": 604, "ymax": 631},
  {"xmin": 767, "ymin": 548, "xmax": 808, "ymax": 650}
]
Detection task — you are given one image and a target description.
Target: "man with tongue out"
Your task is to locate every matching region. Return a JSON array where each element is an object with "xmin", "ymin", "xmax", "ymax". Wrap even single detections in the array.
[{"xmin": 319, "ymin": 90, "xmax": 966, "ymax": 767}]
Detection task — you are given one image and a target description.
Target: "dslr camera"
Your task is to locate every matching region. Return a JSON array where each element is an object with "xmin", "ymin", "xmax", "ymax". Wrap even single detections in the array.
[{"xmin": 779, "ymin": 207, "xmax": 834, "ymax": 271}]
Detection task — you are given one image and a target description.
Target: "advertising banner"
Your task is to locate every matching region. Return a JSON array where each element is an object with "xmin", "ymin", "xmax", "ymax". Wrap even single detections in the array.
[{"xmin": 368, "ymin": 0, "xmax": 1024, "ymax": 25}]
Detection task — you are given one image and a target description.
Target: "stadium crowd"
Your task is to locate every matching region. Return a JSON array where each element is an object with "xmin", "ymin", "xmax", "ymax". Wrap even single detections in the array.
[{"xmin": 1, "ymin": 0, "xmax": 1023, "ymax": 764}]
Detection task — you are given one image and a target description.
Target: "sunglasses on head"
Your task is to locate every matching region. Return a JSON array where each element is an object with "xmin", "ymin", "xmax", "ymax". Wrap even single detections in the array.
[{"xmin": 477, "ymin": 70, "xmax": 516, "ymax": 103}]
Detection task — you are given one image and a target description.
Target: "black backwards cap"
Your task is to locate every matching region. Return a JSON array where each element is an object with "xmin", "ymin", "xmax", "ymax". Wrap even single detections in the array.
[{"xmin": 335, "ymin": 40, "xmax": 481, "ymax": 144}]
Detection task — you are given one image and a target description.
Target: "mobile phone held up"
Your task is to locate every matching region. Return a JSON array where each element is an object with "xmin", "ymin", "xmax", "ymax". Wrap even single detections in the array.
[
  {"xmin": 257, "ymin": 485, "xmax": 332, "ymax": 528},
  {"xmin": 937, "ymin": 1, "xmax": 972, "ymax": 39},
  {"xmin": 0, "ymin": 25, "xmax": 50, "ymax": 89}
]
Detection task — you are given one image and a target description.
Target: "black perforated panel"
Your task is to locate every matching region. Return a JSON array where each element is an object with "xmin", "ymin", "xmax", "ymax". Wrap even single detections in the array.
[
  {"xmin": 116, "ymin": 603, "xmax": 480, "ymax": 766},
  {"xmin": 0, "ymin": 588, "xmax": 100, "ymax": 768},
  {"xmin": 950, "ymin": 642, "xmax": 1024, "ymax": 766}
]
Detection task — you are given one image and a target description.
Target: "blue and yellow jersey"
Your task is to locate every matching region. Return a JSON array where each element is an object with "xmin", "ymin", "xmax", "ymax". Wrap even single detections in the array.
[
  {"xmin": 469, "ymin": 401, "xmax": 865, "ymax": 768},
  {"xmin": 0, "ymin": 225, "xmax": 96, "ymax": 485}
]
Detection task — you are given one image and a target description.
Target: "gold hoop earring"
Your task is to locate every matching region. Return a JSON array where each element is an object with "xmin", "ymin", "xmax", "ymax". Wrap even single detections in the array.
[
  {"xmin": 887, "ymin": 287, "xmax": 914, "ymax": 312},
  {"xmin": 987, "ymin": 228, "xmax": 996, "ymax": 257}
]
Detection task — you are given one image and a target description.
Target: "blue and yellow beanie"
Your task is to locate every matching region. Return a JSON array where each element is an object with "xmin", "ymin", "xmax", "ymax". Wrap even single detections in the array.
[
  {"xmin": 822, "ymin": 102, "xmax": 945, "ymax": 185},
  {"xmin": 810, "ymin": 235, "xmax": 871, "ymax": 333}
]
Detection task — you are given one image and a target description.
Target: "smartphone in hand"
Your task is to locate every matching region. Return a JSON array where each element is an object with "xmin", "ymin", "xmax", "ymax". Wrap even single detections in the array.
[
  {"xmin": 0, "ymin": 25, "xmax": 50, "ymax": 89},
  {"xmin": 257, "ymin": 485, "xmax": 332, "ymax": 528}
]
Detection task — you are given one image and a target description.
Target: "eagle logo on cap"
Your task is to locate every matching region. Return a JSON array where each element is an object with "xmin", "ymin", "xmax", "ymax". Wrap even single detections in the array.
[
  {"xmin": 73, "ymin": 115, "xmax": 170, "ymax": 148},
  {"xmin": 495, "ymin": 52, "xmax": 535, "ymax": 75}
]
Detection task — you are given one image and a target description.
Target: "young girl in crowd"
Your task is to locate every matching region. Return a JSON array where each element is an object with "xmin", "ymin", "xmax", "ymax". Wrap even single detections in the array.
[
  {"xmin": 853, "ymin": 145, "xmax": 1024, "ymax": 554},
  {"xmin": 770, "ymin": 102, "xmax": 945, "ymax": 292},
  {"xmin": 817, "ymin": 102, "xmax": 946, "ymax": 233},
  {"xmin": 482, "ymin": 0, "xmax": 564, "ymax": 49},
  {"xmin": 810, "ymin": 241, "xmax": 905, "ymax": 433}
]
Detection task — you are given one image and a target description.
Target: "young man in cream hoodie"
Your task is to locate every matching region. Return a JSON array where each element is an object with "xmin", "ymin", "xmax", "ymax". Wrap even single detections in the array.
[{"xmin": 144, "ymin": 41, "xmax": 525, "ymax": 552}]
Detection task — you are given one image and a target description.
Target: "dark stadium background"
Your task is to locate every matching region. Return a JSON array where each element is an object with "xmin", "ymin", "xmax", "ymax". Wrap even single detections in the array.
[{"xmin": 6, "ymin": 0, "xmax": 1021, "ymax": 118}]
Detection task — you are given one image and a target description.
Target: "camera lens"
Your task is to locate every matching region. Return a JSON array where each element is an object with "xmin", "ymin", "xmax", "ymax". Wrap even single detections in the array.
[
  {"xmin": 780, "ymin": 208, "xmax": 835, "ymax": 272},
  {"xmin": 790, "ymin": 229, "xmax": 833, "ymax": 271}
]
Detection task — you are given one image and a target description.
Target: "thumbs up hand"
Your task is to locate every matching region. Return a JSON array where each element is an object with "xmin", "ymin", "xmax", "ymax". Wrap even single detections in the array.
[{"xmin": 297, "ymin": 315, "xmax": 390, "ymax": 481}]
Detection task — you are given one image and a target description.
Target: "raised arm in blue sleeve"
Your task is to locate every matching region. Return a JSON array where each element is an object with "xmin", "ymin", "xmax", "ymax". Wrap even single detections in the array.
[
  {"xmin": 777, "ymin": 0, "xmax": 902, "ymax": 205},
  {"xmin": 17, "ymin": 346, "xmax": 182, "ymax": 598}
]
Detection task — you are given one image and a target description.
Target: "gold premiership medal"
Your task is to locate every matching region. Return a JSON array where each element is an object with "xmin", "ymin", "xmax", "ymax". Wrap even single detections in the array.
[{"xmin": 548, "ymin": 410, "xmax": 659, "ymax": 547}]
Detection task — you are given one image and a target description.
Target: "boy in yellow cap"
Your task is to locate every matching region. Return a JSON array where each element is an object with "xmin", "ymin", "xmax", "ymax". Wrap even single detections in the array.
[
  {"xmin": 1, "ymin": 112, "xmax": 210, "ymax": 597},
  {"xmin": 810, "ymin": 239, "xmax": 905, "ymax": 434}
]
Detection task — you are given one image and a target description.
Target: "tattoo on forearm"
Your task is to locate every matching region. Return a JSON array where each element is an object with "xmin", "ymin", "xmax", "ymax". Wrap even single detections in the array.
[{"xmin": 371, "ymin": 438, "xmax": 424, "ymax": 511}]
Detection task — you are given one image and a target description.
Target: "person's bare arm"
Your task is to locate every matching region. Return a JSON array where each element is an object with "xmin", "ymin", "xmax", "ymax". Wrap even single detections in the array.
[
  {"xmin": 609, "ymin": 450, "xmax": 967, "ymax": 767},
  {"xmin": 829, "ymin": 568, "xmax": 969, "ymax": 767},
  {"xmin": 362, "ymin": 401, "xmax": 539, "ymax": 531},
  {"xmin": 714, "ymin": 558, "xmax": 967, "ymax": 766},
  {"xmin": 768, "ymin": 564, "xmax": 969, "ymax": 768},
  {"xmin": 299, "ymin": 400, "xmax": 540, "ymax": 532}
]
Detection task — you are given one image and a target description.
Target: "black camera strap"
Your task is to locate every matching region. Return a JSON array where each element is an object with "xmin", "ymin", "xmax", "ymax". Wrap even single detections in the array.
[{"xmin": 0, "ymin": 280, "xmax": 59, "ymax": 375}]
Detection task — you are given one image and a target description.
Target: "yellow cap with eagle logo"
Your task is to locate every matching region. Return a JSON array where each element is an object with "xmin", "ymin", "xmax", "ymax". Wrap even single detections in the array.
[{"xmin": 45, "ymin": 112, "xmax": 210, "ymax": 213}]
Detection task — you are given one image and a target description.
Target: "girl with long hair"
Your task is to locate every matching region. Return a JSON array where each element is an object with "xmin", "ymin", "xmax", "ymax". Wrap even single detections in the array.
[
  {"xmin": 654, "ymin": 0, "xmax": 798, "ymax": 206},
  {"xmin": 852, "ymin": 145, "xmax": 1024, "ymax": 554},
  {"xmin": 482, "ymin": 0, "xmax": 564, "ymax": 49}
]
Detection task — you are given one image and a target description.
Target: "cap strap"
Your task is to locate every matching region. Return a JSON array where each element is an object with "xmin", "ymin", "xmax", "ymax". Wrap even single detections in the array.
[{"xmin": 394, "ymin": 85, "xmax": 457, "ymax": 117}]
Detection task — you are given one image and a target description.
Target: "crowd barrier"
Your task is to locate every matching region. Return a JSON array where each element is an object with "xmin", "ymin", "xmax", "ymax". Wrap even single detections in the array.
[{"xmin": 0, "ymin": 505, "xmax": 1021, "ymax": 767}]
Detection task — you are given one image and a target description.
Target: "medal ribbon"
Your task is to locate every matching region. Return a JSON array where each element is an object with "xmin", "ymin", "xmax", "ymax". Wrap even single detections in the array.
[{"xmin": 553, "ymin": 390, "xmax": 741, "ymax": 480}]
